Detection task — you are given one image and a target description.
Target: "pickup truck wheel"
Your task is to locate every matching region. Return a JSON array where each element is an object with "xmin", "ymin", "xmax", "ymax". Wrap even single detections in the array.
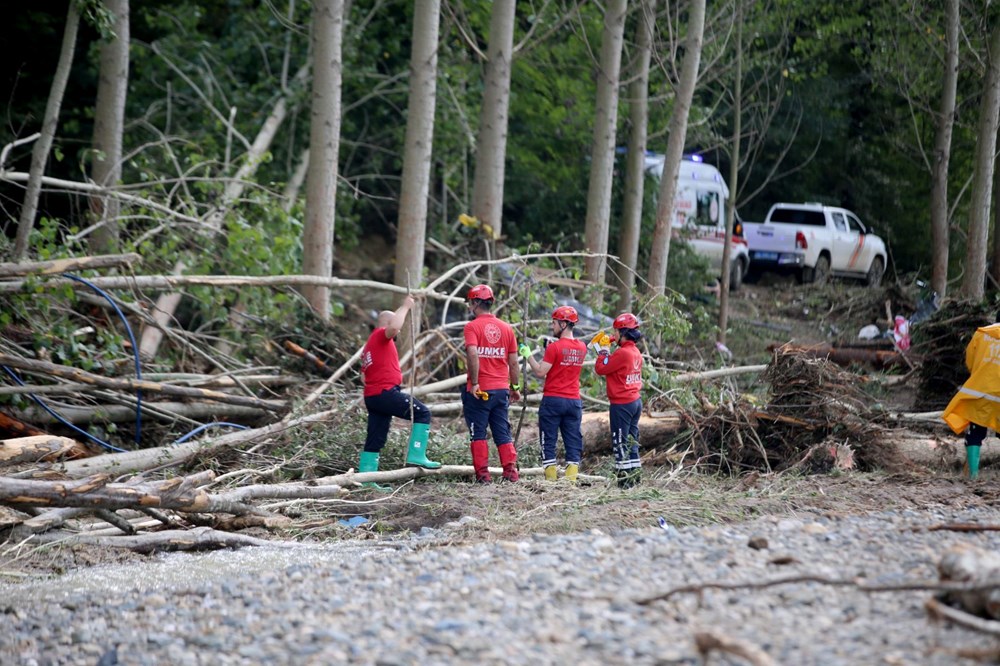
[
  {"xmin": 729, "ymin": 258, "xmax": 744, "ymax": 292},
  {"xmin": 809, "ymin": 255, "xmax": 831, "ymax": 285},
  {"xmin": 865, "ymin": 257, "xmax": 885, "ymax": 287}
]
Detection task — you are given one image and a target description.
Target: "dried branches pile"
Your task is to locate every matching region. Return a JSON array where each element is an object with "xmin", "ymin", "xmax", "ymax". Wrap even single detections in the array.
[
  {"xmin": 914, "ymin": 301, "xmax": 995, "ymax": 410},
  {"xmin": 685, "ymin": 346, "xmax": 910, "ymax": 474}
]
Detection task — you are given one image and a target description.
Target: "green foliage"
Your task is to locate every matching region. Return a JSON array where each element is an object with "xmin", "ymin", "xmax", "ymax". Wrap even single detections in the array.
[
  {"xmin": 76, "ymin": 0, "xmax": 117, "ymax": 39},
  {"xmin": 8, "ymin": 0, "xmax": 999, "ymax": 316}
]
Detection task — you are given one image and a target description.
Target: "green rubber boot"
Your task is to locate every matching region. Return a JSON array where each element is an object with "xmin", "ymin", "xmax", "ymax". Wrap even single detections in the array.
[
  {"xmin": 966, "ymin": 445, "xmax": 982, "ymax": 480},
  {"xmin": 405, "ymin": 423, "xmax": 441, "ymax": 469},
  {"xmin": 358, "ymin": 451, "xmax": 391, "ymax": 491}
]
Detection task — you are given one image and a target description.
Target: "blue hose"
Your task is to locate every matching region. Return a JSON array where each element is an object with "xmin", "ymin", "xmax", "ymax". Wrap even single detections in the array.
[
  {"xmin": 63, "ymin": 273, "xmax": 143, "ymax": 443},
  {"xmin": 2, "ymin": 275, "xmax": 250, "ymax": 454},
  {"xmin": 172, "ymin": 421, "xmax": 249, "ymax": 444},
  {"xmin": 1, "ymin": 365, "xmax": 126, "ymax": 453}
]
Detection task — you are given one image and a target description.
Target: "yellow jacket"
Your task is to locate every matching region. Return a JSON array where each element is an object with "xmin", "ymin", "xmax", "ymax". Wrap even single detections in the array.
[{"xmin": 943, "ymin": 323, "xmax": 1000, "ymax": 434}]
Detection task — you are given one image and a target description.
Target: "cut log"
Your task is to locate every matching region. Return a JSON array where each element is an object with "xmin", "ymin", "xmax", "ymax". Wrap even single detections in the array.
[
  {"xmin": 312, "ymin": 464, "xmax": 606, "ymax": 487},
  {"xmin": 12, "ymin": 506, "xmax": 93, "ymax": 537},
  {"xmin": 0, "ymin": 410, "xmax": 48, "ymax": 438},
  {"xmin": 0, "ymin": 435, "xmax": 90, "ymax": 466},
  {"xmin": 15, "ymin": 409, "xmax": 341, "ymax": 479},
  {"xmin": 516, "ymin": 412, "xmax": 684, "ymax": 457},
  {"xmin": 766, "ymin": 343, "xmax": 907, "ymax": 369},
  {"xmin": 21, "ymin": 526, "xmax": 300, "ymax": 553},
  {"xmin": 672, "ymin": 364, "xmax": 768, "ymax": 383},
  {"xmin": 0, "ymin": 253, "xmax": 140, "ymax": 277},
  {"xmin": 12, "ymin": 401, "xmax": 267, "ymax": 425},
  {"xmin": 0, "ymin": 353, "xmax": 285, "ymax": 412},
  {"xmin": 0, "ymin": 472, "xmax": 262, "ymax": 516},
  {"xmin": 283, "ymin": 340, "xmax": 333, "ymax": 375}
]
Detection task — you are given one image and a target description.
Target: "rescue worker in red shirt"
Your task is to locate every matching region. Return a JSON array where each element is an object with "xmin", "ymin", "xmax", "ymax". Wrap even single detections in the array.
[
  {"xmin": 359, "ymin": 295, "xmax": 440, "ymax": 489},
  {"xmin": 593, "ymin": 313, "xmax": 644, "ymax": 488},
  {"xmin": 942, "ymin": 311, "xmax": 1000, "ymax": 479},
  {"xmin": 462, "ymin": 284, "xmax": 521, "ymax": 483},
  {"xmin": 518, "ymin": 306, "xmax": 587, "ymax": 482}
]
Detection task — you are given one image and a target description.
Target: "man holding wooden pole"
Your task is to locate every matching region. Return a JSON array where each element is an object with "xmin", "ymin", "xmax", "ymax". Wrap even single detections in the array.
[{"xmin": 359, "ymin": 295, "xmax": 440, "ymax": 490}]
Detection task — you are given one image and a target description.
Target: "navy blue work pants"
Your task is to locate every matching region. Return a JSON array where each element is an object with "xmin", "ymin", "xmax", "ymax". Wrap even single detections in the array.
[
  {"xmin": 539, "ymin": 396, "xmax": 584, "ymax": 466},
  {"xmin": 363, "ymin": 386, "xmax": 430, "ymax": 453},
  {"xmin": 610, "ymin": 399, "xmax": 642, "ymax": 472},
  {"xmin": 461, "ymin": 388, "xmax": 513, "ymax": 445}
]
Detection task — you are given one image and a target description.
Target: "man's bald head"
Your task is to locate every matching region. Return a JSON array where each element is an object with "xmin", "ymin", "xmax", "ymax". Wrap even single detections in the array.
[{"xmin": 377, "ymin": 310, "xmax": 394, "ymax": 328}]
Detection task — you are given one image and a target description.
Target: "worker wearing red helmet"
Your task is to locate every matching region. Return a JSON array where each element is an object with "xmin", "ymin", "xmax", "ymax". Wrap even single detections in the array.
[
  {"xmin": 462, "ymin": 284, "xmax": 522, "ymax": 483},
  {"xmin": 519, "ymin": 305, "xmax": 587, "ymax": 482},
  {"xmin": 593, "ymin": 312, "xmax": 643, "ymax": 488}
]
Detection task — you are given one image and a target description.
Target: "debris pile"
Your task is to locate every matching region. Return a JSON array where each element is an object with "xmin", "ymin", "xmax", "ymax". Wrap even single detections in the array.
[
  {"xmin": 914, "ymin": 301, "xmax": 995, "ymax": 410},
  {"xmin": 686, "ymin": 346, "xmax": 910, "ymax": 474}
]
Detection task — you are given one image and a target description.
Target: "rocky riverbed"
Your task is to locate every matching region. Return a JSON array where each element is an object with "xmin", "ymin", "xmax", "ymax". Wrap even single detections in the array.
[{"xmin": 4, "ymin": 491, "xmax": 1000, "ymax": 665}]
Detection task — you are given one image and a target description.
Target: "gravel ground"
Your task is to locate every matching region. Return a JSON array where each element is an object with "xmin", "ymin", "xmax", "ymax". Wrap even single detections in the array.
[{"xmin": 4, "ymin": 503, "xmax": 1000, "ymax": 665}]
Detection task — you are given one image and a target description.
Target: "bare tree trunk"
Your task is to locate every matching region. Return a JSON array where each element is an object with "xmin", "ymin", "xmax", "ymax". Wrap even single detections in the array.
[
  {"xmin": 718, "ymin": 2, "xmax": 742, "ymax": 346},
  {"xmin": 301, "ymin": 0, "xmax": 345, "ymax": 320},
  {"xmin": 616, "ymin": 0, "xmax": 657, "ymax": 311},
  {"xmin": 89, "ymin": 0, "xmax": 130, "ymax": 255},
  {"xmin": 583, "ymin": 0, "xmax": 628, "ymax": 291},
  {"xmin": 140, "ymin": 67, "xmax": 307, "ymax": 358},
  {"xmin": 284, "ymin": 148, "xmax": 310, "ymax": 212},
  {"xmin": 12, "ymin": 1, "xmax": 80, "ymax": 261},
  {"xmin": 646, "ymin": 0, "xmax": 706, "ymax": 295},
  {"xmin": 960, "ymin": 21, "xmax": 1000, "ymax": 301},
  {"xmin": 931, "ymin": 0, "xmax": 960, "ymax": 298},
  {"xmin": 470, "ymin": 0, "xmax": 516, "ymax": 243},
  {"xmin": 393, "ymin": 0, "xmax": 441, "ymax": 297},
  {"xmin": 993, "ymin": 136, "xmax": 1000, "ymax": 287}
]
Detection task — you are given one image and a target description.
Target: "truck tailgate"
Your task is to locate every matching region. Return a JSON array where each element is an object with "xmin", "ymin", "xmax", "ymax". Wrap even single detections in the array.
[{"xmin": 744, "ymin": 223, "xmax": 799, "ymax": 256}]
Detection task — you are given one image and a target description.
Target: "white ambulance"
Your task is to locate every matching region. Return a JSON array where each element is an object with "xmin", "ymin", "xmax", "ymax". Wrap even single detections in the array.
[{"xmin": 644, "ymin": 154, "xmax": 750, "ymax": 290}]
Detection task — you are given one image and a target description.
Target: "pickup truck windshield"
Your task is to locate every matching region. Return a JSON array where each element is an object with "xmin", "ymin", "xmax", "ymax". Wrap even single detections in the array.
[{"xmin": 770, "ymin": 208, "xmax": 826, "ymax": 226}]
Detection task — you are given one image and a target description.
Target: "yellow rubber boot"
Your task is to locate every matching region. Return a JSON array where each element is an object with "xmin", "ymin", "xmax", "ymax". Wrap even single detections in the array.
[
  {"xmin": 544, "ymin": 465, "xmax": 558, "ymax": 481},
  {"xmin": 564, "ymin": 463, "xmax": 579, "ymax": 483}
]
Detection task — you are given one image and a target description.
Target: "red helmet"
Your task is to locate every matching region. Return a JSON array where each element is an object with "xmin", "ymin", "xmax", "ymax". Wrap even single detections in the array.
[
  {"xmin": 551, "ymin": 306, "xmax": 579, "ymax": 323},
  {"xmin": 467, "ymin": 284, "xmax": 494, "ymax": 301},
  {"xmin": 613, "ymin": 313, "xmax": 640, "ymax": 329}
]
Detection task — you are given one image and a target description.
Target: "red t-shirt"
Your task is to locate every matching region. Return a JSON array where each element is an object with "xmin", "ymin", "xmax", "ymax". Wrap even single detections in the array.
[
  {"xmin": 541, "ymin": 337, "xmax": 586, "ymax": 399},
  {"xmin": 594, "ymin": 340, "xmax": 643, "ymax": 404},
  {"xmin": 361, "ymin": 327, "xmax": 402, "ymax": 397},
  {"xmin": 464, "ymin": 314, "xmax": 517, "ymax": 391}
]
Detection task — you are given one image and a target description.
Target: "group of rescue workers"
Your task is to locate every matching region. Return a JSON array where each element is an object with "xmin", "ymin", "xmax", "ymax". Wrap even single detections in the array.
[
  {"xmin": 358, "ymin": 284, "xmax": 644, "ymax": 489},
  {"xmin": 360, "ymin": 280, "xmax": 1000, "ymax": 486}
]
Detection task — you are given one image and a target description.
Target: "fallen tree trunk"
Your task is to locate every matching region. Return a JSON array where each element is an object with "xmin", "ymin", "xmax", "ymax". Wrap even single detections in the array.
[
  {"xmin": 672, "ymin": 364, "xmax": 768, "ymax": 383},
  {"xmin": 506, "ymin": 412, "xmax": 686, "ymax": 460},
  {"xmin": 767, "ymin": 343, "xmax": 907, "ymax": 369},
  {"xmin": 20, "ymin": 525, "xmax": 300, "ymax": 553},
  {"xmin": 0, "ymin": 252, "xmax": 141, "ymax": 277},
  {"xmin": 0, "ymin": 411, "xmax": 48, "ymax": 438},
  {"xmin": 0, "ymin": 435, "xmax": 90, "ymax": 465},
  {"xmin": 0, "ymin": 354, "xmax": 285, "ymax": 412},
  {"xmin": 12, "ymin": 401, "xmax": 268, "ymax": 425},
  {"xmin": 313, "ymin": 464, "xmax": 606, "ymax": 487},
  {"xmin": 14, "ymin": 408, "xmax": 341, "ymax": 479},
  {"xmin": 0, "ymin": 472, "xmax": 266, "ymax": 515}
]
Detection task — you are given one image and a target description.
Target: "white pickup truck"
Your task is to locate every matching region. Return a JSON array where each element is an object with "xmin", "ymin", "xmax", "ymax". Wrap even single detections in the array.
[{"xmin": 743, "ymin": 203, "xmax": 887, "ymax": 286}]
